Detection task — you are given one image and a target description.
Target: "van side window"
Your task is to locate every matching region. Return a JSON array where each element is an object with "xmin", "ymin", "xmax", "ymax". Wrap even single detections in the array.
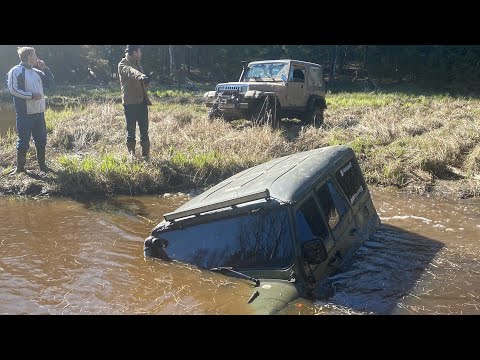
[
  {"xmin": 335, "ymin": 158, "xmax": 367, "ymax": 205},
  {"xmin": 317, "ymin": 180, "xmax": 350, "ymax": 230},
  {"xmin": 295, "ymin": 197, "xmax": 329, "ymax": 244}
]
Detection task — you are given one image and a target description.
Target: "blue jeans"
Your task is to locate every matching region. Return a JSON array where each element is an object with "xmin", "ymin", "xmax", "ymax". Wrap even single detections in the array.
[
  {"xmin": 16, "ymin": 112, "xmax": 47, "ymax": 151},
  {"xmin": 123, "ymin": 104, "xmax": 149, "ymax": 144}
]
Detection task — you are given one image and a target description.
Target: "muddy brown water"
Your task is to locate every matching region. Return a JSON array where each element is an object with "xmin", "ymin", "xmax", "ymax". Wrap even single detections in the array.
[
  {"xmin": 0, "ymin": 104, "xmax": 66, "ymax": 137},
  {"xmin": 0, "ymin": 105, "xmax": 16, "ymax": 136},
  {"xmin": 0, "ymin": 188, "xmax": 479, "ymax": 315}
]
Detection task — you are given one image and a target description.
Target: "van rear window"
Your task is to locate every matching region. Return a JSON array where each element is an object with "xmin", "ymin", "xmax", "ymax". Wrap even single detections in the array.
[{"xmin": 335, "ymin": 158, "xmax": 366, "ymax": 205}]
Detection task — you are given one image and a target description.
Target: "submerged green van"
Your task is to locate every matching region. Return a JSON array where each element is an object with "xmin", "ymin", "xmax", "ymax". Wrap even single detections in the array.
[{"xmin": 144, "ymin": 145, "xmax": 381, "ymax": 314}]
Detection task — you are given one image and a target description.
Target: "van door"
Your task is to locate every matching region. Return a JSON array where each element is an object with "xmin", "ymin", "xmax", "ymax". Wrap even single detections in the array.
[
  {"xmin": 315, "ymin": 178, "xmax": 357, "ymax": 267},
  {"xmin": 294, "ymin": 195, "xmax": 335, "ymax": 284}
]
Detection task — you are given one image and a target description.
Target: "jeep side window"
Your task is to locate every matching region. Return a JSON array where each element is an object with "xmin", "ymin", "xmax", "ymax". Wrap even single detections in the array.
[
  {"xmin": 308, "ymin": 67, "xmax": 323, "ymax": 88},
  {"xmin": 317, "ymin": 179, "xmax": 350, "ymax": 231},
  {"xmin": 335, "ymin": 158, "xmax": 367, "ymax": 205},
  {"xmin": 295, "ymin": 197, "xmax": 329, "ymax": 245},
  {"xmin": 289, "ymin": 66, "xmax": 305, "ymax": 83}
]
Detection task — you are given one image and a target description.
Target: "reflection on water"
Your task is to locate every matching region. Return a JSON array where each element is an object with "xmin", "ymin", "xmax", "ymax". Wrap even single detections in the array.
[
  {"xmin": 308, "ymin": 189, "xmax": 480, "ymax": 315},
  {"xmin": 0, "ymin": 194, "xmax": 254, "ymax": 314},
  {"xmin": 0, "ymin": 104, "xmax": 66, "ymax": 136},
  {"xmin": 312, "ymin": 224, "xmax": 444, "ymax": 314},
  {"xmin": 0, "ymin": 188, "xmax": 479, "ymax": 314}
]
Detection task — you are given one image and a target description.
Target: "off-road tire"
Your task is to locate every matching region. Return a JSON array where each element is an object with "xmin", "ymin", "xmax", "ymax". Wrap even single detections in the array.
[
  {"xmin": 250, "ymin": 96, "xmax": 280, "ymax": 129},
  {"xmin": 303, "ymin": 104, "xmax": 324, "ymax": 127},
  {"xmin": 208, "ymin": 105, "xmax": 220, "ymax": 120}
]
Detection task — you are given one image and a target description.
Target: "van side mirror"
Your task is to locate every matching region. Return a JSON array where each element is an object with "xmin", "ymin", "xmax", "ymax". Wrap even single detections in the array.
[{"xmin": 302, "ymin": 238, "xmax": 328, "ymax": 264}]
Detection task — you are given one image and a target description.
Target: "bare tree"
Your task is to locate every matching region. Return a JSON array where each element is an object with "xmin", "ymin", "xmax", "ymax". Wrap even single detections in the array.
[{"xmin": 169, "ymin": 45, "xmax": 175, "ymax": 78}]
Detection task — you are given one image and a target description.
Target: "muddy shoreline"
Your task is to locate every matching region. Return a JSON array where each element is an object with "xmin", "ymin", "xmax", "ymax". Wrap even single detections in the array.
[
  {"xmin": 2, "ymin": 90, "xmax": 479, "ymax": 201},
  {"xmin": 0, "ymin": 171, "xmax": 474, "ymax": 203}
]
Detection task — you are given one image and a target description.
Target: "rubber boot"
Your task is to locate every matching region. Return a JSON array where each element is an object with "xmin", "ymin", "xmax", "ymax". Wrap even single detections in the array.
[
  {"xmin": 140, "ymin": 140, "xmax": 150, "ymax": 161},
  {"xmin": 127, "ymin": 141, "xmax": 136, "ymax": 157},
  {"xmin": 36, "ymin": 146, "xmax": 51, "ymax": 172},
  {"xmin": 10, "ymin": 150, "xmax": 27, "ymax": 175}
]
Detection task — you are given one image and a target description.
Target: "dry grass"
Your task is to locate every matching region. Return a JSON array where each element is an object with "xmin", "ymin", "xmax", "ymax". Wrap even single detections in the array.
[{"xmin": 1, "ymin": 91, "xmax": 480, "ymax": 197}]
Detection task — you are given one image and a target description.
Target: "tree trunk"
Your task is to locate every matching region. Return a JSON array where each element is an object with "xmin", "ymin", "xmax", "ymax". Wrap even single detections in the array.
[
  {"xmin": 361, "ymin": 45, "xmax": 369, "ymax": 77},
  {"xmin": 186, "ymin": 46, "xmax": 191, "ymax": 75},
  {"xmin": 169, "ymin": 45, "xmax": 175, "ymax": 78},
  {"xmin": 338, "ymin": 45, "xmax": 347, "ymax": 76},
  {"xmin": 330, "ymin": 45, "xmax": 339, "ymax": 86}
]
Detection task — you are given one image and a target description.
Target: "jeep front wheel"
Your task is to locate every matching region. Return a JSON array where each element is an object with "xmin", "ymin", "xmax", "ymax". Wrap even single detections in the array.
[
  {"xmin": 304, "ymin": 104, "xmax": 324, "ymax": 127},
  {"xmin": 251, "ymin": 96, "xmax": 280, "ymax": 129},
  {"xmin": 208, "ymin": 104, "xmax": 220, "ymax": 120}
]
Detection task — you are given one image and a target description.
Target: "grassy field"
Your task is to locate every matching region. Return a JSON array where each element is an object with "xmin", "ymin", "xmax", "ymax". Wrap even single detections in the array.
[{"xmin": 1, "ymin": 87, "xmax": 479, "ymax": 198}]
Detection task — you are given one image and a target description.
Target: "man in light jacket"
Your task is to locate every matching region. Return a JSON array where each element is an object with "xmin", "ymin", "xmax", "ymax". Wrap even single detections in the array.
[
  {"xmin": 118, "ymin": 45, "xmax": 152, "ymax": 160},
  {"xmin": 7, "ymin": 46, "xmax": 55, "ymax": 174}
]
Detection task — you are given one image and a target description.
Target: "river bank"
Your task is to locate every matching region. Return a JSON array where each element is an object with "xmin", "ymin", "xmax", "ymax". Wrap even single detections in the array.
[{"xmin": 1, "ymin": 87, "xmax": 479, "ymax": 198}]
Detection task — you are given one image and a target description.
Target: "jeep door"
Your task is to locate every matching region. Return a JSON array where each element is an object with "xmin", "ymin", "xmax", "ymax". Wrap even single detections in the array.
[
  {"xmin": 294, "ymin": 194, "xmax": 336, "ymax": 284},
  {"xmin": 315, "ymin": 178, "xmax": 357, "ymax": 268},
  {"xmin": 284, "ymin": 64, "xmax": 309, "ymax": 109}
]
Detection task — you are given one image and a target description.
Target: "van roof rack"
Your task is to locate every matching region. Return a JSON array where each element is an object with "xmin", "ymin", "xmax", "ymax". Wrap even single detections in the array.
[{"xmin": 164, "ymin": 189, "xmax": 270, "ymax": 222}]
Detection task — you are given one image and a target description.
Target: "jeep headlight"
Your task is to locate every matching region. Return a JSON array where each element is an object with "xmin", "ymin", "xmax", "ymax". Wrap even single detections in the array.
[
  {"xmin": 244, "ymin": 90, "xmax": 261, "ymax": 98},
  {"xmin": 240, "ymin": 85, "xmax": 248, "ymax": 93},
  {"xmin": 204, "ymin": 91, "xmax": 217, "ymax": 98}
]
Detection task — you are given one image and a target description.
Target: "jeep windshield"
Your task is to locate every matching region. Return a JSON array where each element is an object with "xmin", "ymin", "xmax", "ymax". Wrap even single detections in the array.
[
  {"xmin": 244, "ymin": 63, "xmax": 289, "ymax": 82},
  {"xmin": 158, "ymin": 206, "xmax": 294, "ymax": 271}
]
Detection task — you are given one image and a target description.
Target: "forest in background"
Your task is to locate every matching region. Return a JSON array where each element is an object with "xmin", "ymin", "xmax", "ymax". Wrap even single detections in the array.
[{"xmin": 1, "ymin": 45, "xmax": 480, "ymax": 93}]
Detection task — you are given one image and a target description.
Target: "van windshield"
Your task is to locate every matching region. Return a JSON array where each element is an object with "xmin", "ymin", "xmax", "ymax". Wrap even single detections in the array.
[{"xmin": 159, "ymin": 207, "xmax": 294, "ymax": 270}]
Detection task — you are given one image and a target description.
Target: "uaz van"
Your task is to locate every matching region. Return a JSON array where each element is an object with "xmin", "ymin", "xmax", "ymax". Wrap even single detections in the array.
[{"xmin": 144, "ymin": 145, "xmax": 381, "ymax": 314}]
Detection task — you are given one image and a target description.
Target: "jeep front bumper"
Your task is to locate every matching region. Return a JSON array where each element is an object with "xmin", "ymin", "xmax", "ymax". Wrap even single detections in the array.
[{"xmin": 206, "ymin": 96, "xmax": 250, "ymax": 111}]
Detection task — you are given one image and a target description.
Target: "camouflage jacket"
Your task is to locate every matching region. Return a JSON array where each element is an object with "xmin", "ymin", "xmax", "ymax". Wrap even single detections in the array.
[{"xmin": 117, "ymin": 55, "xmax": 152, "ymax": 105}]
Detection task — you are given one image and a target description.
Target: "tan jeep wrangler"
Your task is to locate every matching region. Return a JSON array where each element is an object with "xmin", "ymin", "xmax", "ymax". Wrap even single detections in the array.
[{"xmin": 204, "ymin": 59, "xmax": 327, "ymax": 128}]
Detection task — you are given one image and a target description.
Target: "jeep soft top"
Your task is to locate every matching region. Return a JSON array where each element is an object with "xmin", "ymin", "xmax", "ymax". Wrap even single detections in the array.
[{"xmin": 205, "ymin": 59, "xmax": 327, "ymax": 128}]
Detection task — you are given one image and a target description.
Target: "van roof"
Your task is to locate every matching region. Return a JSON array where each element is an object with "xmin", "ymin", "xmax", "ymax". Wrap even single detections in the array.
[{"xmin": 170, "ymin": 145, "xmax": 354, "ymax": 217}]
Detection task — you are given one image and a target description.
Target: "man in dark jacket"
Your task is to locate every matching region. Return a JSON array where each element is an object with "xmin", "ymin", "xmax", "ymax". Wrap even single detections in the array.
[
  {"xmin": 7, "ymin": 46, "xmax": 55, "ymax": 174},
  {"xmin": 117, "ymin": 45, "xmax": 152, "ymax": 160}
]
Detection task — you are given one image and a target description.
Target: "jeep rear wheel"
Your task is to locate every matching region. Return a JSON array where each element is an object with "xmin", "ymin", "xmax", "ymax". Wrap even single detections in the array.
[{"xmin": 304, "ymin": 104, "xmax": 324, "ymax": 127}]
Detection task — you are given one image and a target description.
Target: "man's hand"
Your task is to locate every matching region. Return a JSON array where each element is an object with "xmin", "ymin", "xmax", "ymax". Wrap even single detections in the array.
[
  {"xmin": 142, "ymin": 76, "xmax": 151, "ymax": 86},
  {"xmin": 32, "ymin": 93, "xmax": 42, "ymax": 100},
  {"xmin": 36, "ymin": 59, "xmax": 47, "ymax": 70}
]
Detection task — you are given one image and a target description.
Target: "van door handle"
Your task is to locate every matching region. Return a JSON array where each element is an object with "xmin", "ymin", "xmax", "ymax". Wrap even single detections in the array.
[
  {"xmin": 328, "ymin": 251, "xmax": 342, "ymax": 266},
  {"xmin": 349, "ymin": 228, "xmax": 357, "ymax": 235},
  {"xmin": 328, "ymin": 256, "xmax": 338, "ymax": 266}
]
